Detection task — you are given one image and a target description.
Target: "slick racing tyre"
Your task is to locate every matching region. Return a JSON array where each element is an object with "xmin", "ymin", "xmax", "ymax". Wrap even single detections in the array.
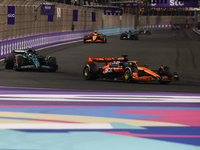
[
  {"xmin": 48, "ymin": 57, "xmax": 58, "ymax": 72},
  {"xmin": 38, "ymin": 55, "xmax": 46, "ymax": 65},
  {"xmin": 147, "ymin": 31, "xmax": 151, "ymax": 35},
  {"xmin": 120, "ymin": 34, "xmax": 126, "ymax": 40},
  {"xmin": 158, "ymin": 66, "xmax": 172, "ymax": 84},
  {"xmin": 104, "ymin": 37, "xmax": 107, "ymax": 43},
  {"xmin": 4, "ymin": 54, "xmax": 15, "ymax": 69},
  {"xmin": 83, "ymin": 64, "xmax": 99, "ymax": 80},
  {"xmin": 14, "ymin": 55, "xmax": 24, "ymax": 71},
  {"xmin": 83, "ymin": 35, "xmax": 88, "ymax": 43},
  {"xmin": 123, "ymin": 66, "xmax": 138, "ymax": 83}
]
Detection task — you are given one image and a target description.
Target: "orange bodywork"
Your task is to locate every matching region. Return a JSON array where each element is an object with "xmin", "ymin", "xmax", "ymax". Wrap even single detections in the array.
[
  {"xmin": 86, "ymin": 57, "xmax": 172, "ymax": 82},
  {"xmin": 138, "ymin": 67, "xmax": 160, "ymax": 77},
  {"xmin": 85, "ymin": 32, "xmax": 105, "ymax": 43},
  {"xmin": 90, "ymin": 32, "xmax": 103, "ymax": 35},
  {"xmin": 93, "ymin": 35, "xmax": 97, "ymax": 41},
  {"xmin": 138, "ymin": 76, "xmax": 155, "ymax": 81},
  {"xmin": 89, "ymin": 57, "xmax": 115, "ymax": 62},
  {"xmin": 162, "ymin": 76, "xmax": 171, "ymax": 80},
  {"xmin": 87, "ymin": 59, "xmax": 94, "ymax": 64},
  {"xmin": 113, "ymin": 68, "xmax": 124, "ymax": 72}
]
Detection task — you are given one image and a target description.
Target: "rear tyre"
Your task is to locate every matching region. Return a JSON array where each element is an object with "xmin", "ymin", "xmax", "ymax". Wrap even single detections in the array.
[
  {"xmin": 38, "ymin": 55, "xmax": 46, "ymax": 65},
  {"xmin": 158, "ymin": 66, "xmax": 172, "ymax": 84},
  {"xmin": 4, "ymin": 55, "xmax": 15, "ymax": 69},
  {"xmin": 14, "ymin": 56, "xmax": 24, "ymax": 71},
  {"xmin": 83, "ymin": 35, "xmax": 88, "ymax": 43},
  {"xmin": 104, "ymin": 36, "xmax": 107, "ymax": 43},
  {"xmin": 83, "ymin": 64, "xmax": 99, "ymax": 80},
  {"xmin": 48, "ymin": 57, "xmax": 58, "ymax": 72},
  {"xmin": 120, "ymin": 34, "xmax": 126, "ymax": 40}
]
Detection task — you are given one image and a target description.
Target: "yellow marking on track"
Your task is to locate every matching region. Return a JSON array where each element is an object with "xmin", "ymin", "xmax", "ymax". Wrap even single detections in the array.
[{"xmin": 0, "ymin": 111, "xmax": 188, "ymax": 127}]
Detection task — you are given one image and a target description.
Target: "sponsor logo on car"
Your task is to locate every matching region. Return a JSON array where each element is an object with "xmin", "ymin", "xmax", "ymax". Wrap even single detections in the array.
[
  {"xmin": 20, "ymin": 65, "xmax": 34, "ymax": 69},
  {"xmin": 41, "ymin": 65, "xmax": 51, "ymax": 69}
]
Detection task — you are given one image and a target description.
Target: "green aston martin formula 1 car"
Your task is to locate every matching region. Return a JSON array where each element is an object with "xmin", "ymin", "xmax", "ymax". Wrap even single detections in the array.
[{"xmin": 4, "ymin": 47, "xmax": 58, "ymax": 72}]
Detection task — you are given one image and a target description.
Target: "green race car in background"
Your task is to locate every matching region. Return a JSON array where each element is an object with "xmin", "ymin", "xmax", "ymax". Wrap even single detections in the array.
[{"xmin": 4, "ymin": 47, "xmax": 58, "ymax": 72}]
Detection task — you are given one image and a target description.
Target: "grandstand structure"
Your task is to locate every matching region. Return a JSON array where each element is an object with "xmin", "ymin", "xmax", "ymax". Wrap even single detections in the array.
[{"xmin": 43, "ymin": 0, "xmax": 199, "ymax": 16}]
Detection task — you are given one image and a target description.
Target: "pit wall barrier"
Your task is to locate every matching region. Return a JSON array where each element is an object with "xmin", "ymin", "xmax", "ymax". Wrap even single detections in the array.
[
  {"xmin": 140, "ymin": 24, "xmax": 172, "ymax": 29},
  {"xmin": 0, "ymin": 30, "xmax": 93, "ymax": 59},
  {"xmin": 96, "ymin": 26, "xmax": 135, "ymax": 35}
]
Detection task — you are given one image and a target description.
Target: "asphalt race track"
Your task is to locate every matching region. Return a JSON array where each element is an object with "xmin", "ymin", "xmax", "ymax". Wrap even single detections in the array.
[
  {"xmin": 0, "ymin": 28, "xmax": 200, "ymax": 150},
  {"xmin": 0, "ymin": 28, "xmax": 200, "ymax": 93}
]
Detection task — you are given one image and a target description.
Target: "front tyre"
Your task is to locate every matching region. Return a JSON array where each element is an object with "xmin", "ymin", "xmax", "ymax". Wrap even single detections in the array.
[
  {"xmin": 48, "ymin": 57, "xmax": 58, "ymax": 72},
  {"xmin": 123, "ymin": 66, "xmax": 138, "ymax": 83},
  {"xmin": 83, "ymin": 64, "xmax": 99, "ymax": 80},
  {"xmin": 158, "ymin": 66, "xmax": 172, "ymax": 84},
  {"xmin": 123, "ymin": 67, "xmax": 132, "ymax": 83}
]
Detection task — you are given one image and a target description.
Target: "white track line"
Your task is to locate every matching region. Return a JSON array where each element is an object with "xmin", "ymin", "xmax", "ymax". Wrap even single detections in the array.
[
  {"xmin": 0, "ymin": 94, "xmax": 200, "ymax": 103},
  {"xmin": 0, "ymin": 123, "xmax": 113, "ymax": 129}
]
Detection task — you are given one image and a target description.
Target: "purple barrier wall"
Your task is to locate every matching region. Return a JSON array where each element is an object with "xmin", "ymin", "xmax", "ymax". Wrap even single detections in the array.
[{"xmin": 0, "ymin": 30, "xmax": 93, "ymax": 59}]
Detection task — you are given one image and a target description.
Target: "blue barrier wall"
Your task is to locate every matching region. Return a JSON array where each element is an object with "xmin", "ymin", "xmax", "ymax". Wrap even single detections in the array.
[{"xmin": 96, "ymin": 26, "xmax": 135, "ymax": 35}]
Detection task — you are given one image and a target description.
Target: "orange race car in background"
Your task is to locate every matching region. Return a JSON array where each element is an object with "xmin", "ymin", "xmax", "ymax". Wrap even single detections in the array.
[
  {"xmin": 83, "ymin": 31, "xmax": 107, "ymax": 43},
  {"xmin": 83, "ymin": 55, "xmax": 179, "ymax": 84}
]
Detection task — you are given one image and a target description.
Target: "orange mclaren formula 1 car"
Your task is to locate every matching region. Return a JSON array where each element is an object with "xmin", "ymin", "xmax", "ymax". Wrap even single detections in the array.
[
  {"xmin": 83, "ymin": 55, "xmax": 179, "ymax": 84},
  {"xmin": 83, "ymin": 32, "xmax": 107, "ymax": 43}
]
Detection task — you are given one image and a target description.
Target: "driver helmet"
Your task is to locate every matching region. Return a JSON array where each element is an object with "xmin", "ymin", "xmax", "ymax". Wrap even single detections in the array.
[
  {"xmin": 28, "ymin": 53, "xmax": 32, "ymax": 57},
  {"xmin": 94, "ymin": 30, "xmax": 97, "ymax": 35},
  {"xmin": 27, "ymin": 47, "xmax": 34, "ymax": 53}
]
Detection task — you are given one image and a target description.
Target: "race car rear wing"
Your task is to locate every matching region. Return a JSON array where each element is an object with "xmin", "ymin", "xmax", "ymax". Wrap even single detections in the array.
[
  {"xmin": 90, "ymin": 32, "xmax": 104, "ymax": 35},
  {"xmin": 88, "ymin": 57, "xmax": 115, "ymax": 61},
  {"xmin": 87, "ymin": 57, "xmax": 115, "ymax": 64},
  {"xmin": 12, "ymin": 49, "xmax": 26, "ymax": 54}
]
